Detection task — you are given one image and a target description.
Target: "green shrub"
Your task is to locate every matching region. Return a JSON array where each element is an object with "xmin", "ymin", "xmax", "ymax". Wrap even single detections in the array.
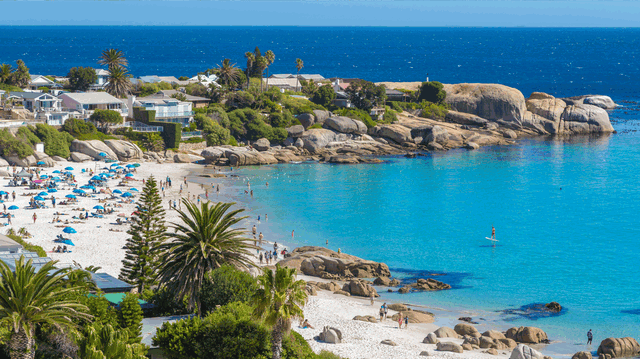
[
  {"xmin": 316, "ymin": 350, "xmax": 347, "ymax": 359},
  {"xmin": 90, "ymin": 109, "xmax": 123, "ymax": 130},
  {"xmin": 153, "ymin": 316, "xmax": 203, "ymax": 358},
  {"xmin": 417, "ymin": 81, "xmax": 446, "ymax": 104},
  {"xmin": 199, "ymin": 266, "xmax": 258, "ymax": 314},
  {"xmin": 0, "ymin": 129, "xmax": 34, "ymax": 158},
  {"xmin": 381, "ymin": 108, "xmax": 398, "ymax": 124},
  {"xmin": 310, "ymin": 85, "xmax": 336, "ymax": 108},
  {"xmin": 334, "ymin": 108, "xmax": 375, "ymax": 128},
  {"xmin": 228, "ymin": 136, "xmax": 238, "ymax": 146},
  {"xmin": 227, "ymin": 108, "xmax": 263, "ymax": 140},
  {"xmin": 389, "ymin": 101, "xmax": 403, "ymax": 112},
  {"xmin": 419, "ymin": 101, "xmax": 449, "ymax": 120},
  {"xmin": 184, "ymin": 82, "xmax": 209, "ymax": 98},
  {"xmin": 209, "ymin": 106, "xmax": 230, "ymax": 128},
  {"xmin": 6, "ymin": 234, "xmax": 46, "ymax": 257},
  {"xmin": 227, "ymin": 91, "xmax": 256, "ymax": 110},
  {"xmin": 119, "ymin": 293, "xmax": 144, "ymax": 343},
  {"xmin": 281, "ymin": 96, "xmax": 325, "ymax": 115},
  {"xmin": 67, "ymin": 66, "xmax": 98, "ymax": 92},
  {"xmin": 33, "ymin": 123, "xmax": 74, "ymax": 158},
  {"xmin": 141, "ymin": 287, "xmax": 191, "ymax": 317},
  {"xmin": 308, "ymin": 124, "xmax": 323, "ymax": 129},
  {"xmin": 268, "ymin": 111, "xmax": 295, "ymax": 128},
  {"xmin": 62, "ymin": 118, "xmax": 98, "ymax": 136},
  {"xmin": 205, "ymin": 122, "xmax": 230, "ymax": 146},
  {"xmin": 149, "ymin": 121, "xmax": 181, "ymax": 148},
  {"xmin": 16, "ymin": 126, "xmax": 40, "ymax": 146}
]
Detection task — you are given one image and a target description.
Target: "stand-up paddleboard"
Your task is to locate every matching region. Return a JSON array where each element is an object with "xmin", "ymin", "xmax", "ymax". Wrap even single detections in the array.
[{"xmin": 485, "ymin": 237, "xmax": 498, "ymax": 242}]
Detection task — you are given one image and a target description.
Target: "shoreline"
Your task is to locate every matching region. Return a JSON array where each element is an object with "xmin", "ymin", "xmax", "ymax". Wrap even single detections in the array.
[{"xmin": 183, "ymin": 162, "xmax": 590, "ymax": 359}]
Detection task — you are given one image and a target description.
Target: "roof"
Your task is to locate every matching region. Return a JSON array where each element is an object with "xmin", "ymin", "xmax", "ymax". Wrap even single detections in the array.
[
  {"xmin": 29, "ymin": 75, "xmax": 54, "ymax": 84},
  {"xmin": 9, "ymin": 91, "xmax": 56, "ymax": 100},
  {"xmin": 141, "ymin": 315, "xmax": 192, "ymax": 347},
  {"xmin": 270, "ymin": 74, "xmax": 294, "ymax": 79},
  {"xmin": 61, "ymin": 92, "xmax": 123, "ymax": 105},
  {"xmin": 139, "ymin": 75, "xmax": 162, "ymax": 84},
  {"xmin": 300, "ymin": 74, "xmax": 325, "ymax": 81},
  {"xmin": 386, "ymin": 89, "xmax": 405, "ymax": 95},
  {"xmin": 95, "ymin": 69, "xmax": 110, "ymax": 76},
  {"xmin": 135, "ymin": 97, "xmax": 182, "ymax": 106},
  {"xmin": 91, "ymin": 272, "xmax": 135, "ymax": 293},
  {"xmin": 0, "ymin": 234, "xmax": 23, "ymax": 252},
  {"xmin": 0, "ymin": 252, "xmax": 51, "ymax": 272},
  {"xmin": 157, "ymin": 76, "xmax": 180, "ymax": 83},
  {"xmin": 263, "ymin": 78, "xmax": 300, "ymax": 87},
  {"xmin": 158, "ymin": 90, "xmax": 210, "ymax": 102}
]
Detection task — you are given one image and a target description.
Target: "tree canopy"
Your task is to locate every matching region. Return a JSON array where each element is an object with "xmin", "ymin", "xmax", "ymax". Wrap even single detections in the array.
[
  {"xmin": 345, "ymin": 79, "xmax": 386, "ymax": 111},
  {"xmin": 68, "ymin": 66, "xmax": 98, "ymax": 92},
  {"xmin": 417, "ymin": 81, "xmax": 446, "ymax": 104}
]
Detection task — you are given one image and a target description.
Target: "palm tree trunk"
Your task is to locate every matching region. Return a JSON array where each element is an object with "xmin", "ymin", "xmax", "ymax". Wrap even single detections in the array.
[
  {"xmin": 271, "ymin": 323, "xmax": 284, "ymax": 359},
  {"xmin": 8, "ymin": 328, "xmax": 36, "ymax": 359},
  {"xmin": 296, "ymin": 70, "xmax": 300, "ymax": 92},
  {"xmin": 266, "ymin": 67, "xmax": 270, "ymax": 91}
]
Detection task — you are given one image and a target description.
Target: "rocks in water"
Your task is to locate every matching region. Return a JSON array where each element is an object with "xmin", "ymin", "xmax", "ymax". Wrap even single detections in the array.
[
  {"xmin": 387, "ymin": 303, "xmax": 407, "ymax": 312},
  {"xmin": 224, "ymin": 148, "xmax": 278, "ymax": 166},
  {"xmin": 425, "ymin": 125, "xmax": 449, "ymax": 145},
  {"xmin": 104, "ymin": 139, "xmax": 143, "ymax": 161},
  {"xmin": 436, "ymin": 342, "xmax": 464, "ymax": 353},
  {"xmin": 201, "ymin": 147, "xmax": 226, "ymax": 162},
  {"xmin": 317, "ymin": 326, "xmax": 342, "ymax": 344},
  {"xmin": 253, "ymin": 138, "xmax": 271, "ymax": 151},
  {"xmin": 278, "ymin": 246, "xmax": 391, "ymax": 280},
  {"xmin": 465, "ymin": 142, "xmax": 480, "ymax": 150},
  {"xmin": 389, "ymin": 279, "xmax": 401, "ymax": 287},
  {"xmin": 70, "ymin": 152, "xmax": 92, "ymax": 162},
  {"xmin": 373, "ymin": 276, "xmax": 390, "ymax": 286},
  {"xmin": 525, "ymin": 93, "xmax": 567, "ymax": 133},
  {"xmin": 369, "ymin": 124, "xmax": 412, "ymax": 144},
  {"xmin": 301, "ymin": 128, "xmax": 338, "ymax": 153},
  {"xmin": 342, "ymin": 280, "xmax": 378, "ymax": 298},
  {"xmin": 434, "ymin": 327, "xmax": 460, "ymax": 339},
  {"xmin": 327, "ymin": 155, "xmax": 360, "ymax": 164},
  {"xmin": 423, "ymin": 333, "xmax": 439, "ymax": 344},
  {"xmin": 545, "ymin": 302, "xmax": 562, "ymax": 312},
  {"xmin": 324, "ymin": 116, "xmax": 367, "ymax": 135},
  {"xmin": 70, "ymin": 140, "xmax": 117, "ymax": 161},
  {"xmin": 398, "ymin": 286, "xmax": 412, "ymax": 294},
  {"xmin": 298, "ymin": 113, "xmax": 316, "ymax": 129},
  {"xmin": 583, "ymin": 95, "xmax": 617, "ymax": 109},
  {"xmin": 597, "ymin": 337, "xmax": 640, "ymax": 359},
  {"xmin": 444, "ymin": 83, "xmax": 527, "ymax": 125},
  {"xmin": 412, "ymin": 278, "xmax": 451, "ymax": 291},
  {"xmin": 287, "ymin": 125, "xmax": 305, "ymax": 138},
  {"xmin": 454, "ymin": 323, "xmax": 480, "ymax": 338},
  {"xmin": 510, "ymin": 344, "xmax": 544, "ymax": 359},
  {"xmin": 572, "ymin": 351, "xmax": 593, "ymax": 359},
  {"xmin": 458, "ymin": 317, "xmax": 478, "ymax": 324},
  {"xmin": 381, "ymin": 339, "xmax": 397, "ymax": 346},
  {"xmin": 562, "ymin": 104, "xmax": 614, "ymax": 134},
  {"xmin": 353, "ymin": 315, "xmax": 377, "ymax": 323},
  {"xmin": 505, "ymin": 327, "xmax": 549, "ymax": 344}
]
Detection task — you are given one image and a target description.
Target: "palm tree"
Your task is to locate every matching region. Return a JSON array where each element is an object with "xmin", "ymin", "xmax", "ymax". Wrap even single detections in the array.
[
  {"xmin": 264, "ymin": 50, "xmax": 275, "ymax": 91},
  {"xmin": 252, "ymin": 264, "xmax": 307, "ymax": 359},
  {"xmin": 295, "ymin": 58, "xmax": 304, "ymax": 92},
  {"xmin": 156, "ymin": 200, "xmax": 257, "ymax": 316},
  {"xmin": 216, "ymin": 58, "xmax": 242, "ymax": 87},
  {"xmin": 256, "ymin": 56, "xmax": 268, "ymax": 93},
  {"xmin": 99, "ymin": 48, "xmax": 128, "ymax": 71},
  {"xmin": 79, "ymin": 324, "xmax": 147, "ymax": 359},
  {"xmin": 0, "ymin": 256, "xmax": 92, "ymax": 359},
  {"xmin": 244, "ymin": 52, "xmax": 255, "ymax": 89},
  {"xmin": 0, "ymin": 64, "xmax": 13, "ymax": 84},
  {"xmin": 105, "ymin": 66, "xmax": 132, "ymax": 98}
]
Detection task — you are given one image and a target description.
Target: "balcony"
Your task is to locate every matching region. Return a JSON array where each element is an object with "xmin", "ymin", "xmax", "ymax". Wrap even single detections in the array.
[{"xmin": 155, "ymin": 111, "xmax": 194, "ymax": 118}]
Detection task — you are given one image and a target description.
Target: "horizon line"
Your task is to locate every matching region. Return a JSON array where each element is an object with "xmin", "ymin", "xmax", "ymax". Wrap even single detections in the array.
[{"xmin": 1, "ymin": 25, "xmax": 640, "ymax": 29}]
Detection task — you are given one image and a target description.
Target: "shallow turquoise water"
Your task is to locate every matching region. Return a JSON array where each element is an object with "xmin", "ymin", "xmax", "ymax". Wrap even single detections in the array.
[{"xmin": 193, "ymin": 108, "xmax": 640, "ymax": 347}]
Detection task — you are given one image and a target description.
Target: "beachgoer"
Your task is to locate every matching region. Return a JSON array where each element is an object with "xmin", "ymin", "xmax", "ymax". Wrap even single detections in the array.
[
  {"xmin": 301, "ymin": 319, "xmax": 314, "ymax": 329},
  {"xmin": 404, "ymin": 315, "xmax": 409, "ymax": 329},
  {"xmin": 265, "ymin": 214, "xmax": 268, "ymax": 221},
  {"xmin": 291, "ymin": 230, "xmax": 294, "ymax": 239},
  {"xmin": 252, "ymin": 225, "xmax": 257, "ymax": 236},
  {"xmin": 274, "ymin": 242, "xmax": 278, "ymax": 251},
  {"xmin": 326, "ymin": 239, "xmax": 328, "ymax": 247},
  {"xmin": 383, "ymin": 303, "xmax": 388, "ymax": 319},
  {"xmin": 491, "ymin": 225, "xmax": 496, "ymax": 240},
  {"xmin": 379, "ymin": 306, "xmax": 385, "ymax": 321},
  {"xmin": 168, "ymin": 200, "xmax": 171, "ymax": 209},
  {"xmin": 259, "ymin": 232, "xmax": 264, "ymax": 242},
  {"xmin": 398, "ymin": 312, "xmax": 403, "ymax": 329},
  {"xmin": 11, "ymin": 191, "xmax": 15, "ymax": 201},
  {"xmin": 32, "ymin": 213, "xmax": 37, "ymax": 223},
  {"xmin": 259, "ymin": 253, "xmax": 263, "ymax": 265},
  {"xmin": 370, "ymin": 293, "xmax": 374, "ymax": 306},
  {"xmin": 250, "ymin": 190, "xmax": 253, "ymax": 197},
  {"xmin": 587, "ymin": 329, "xmax": 593, "ymax": 345},
  {"xmin": 258, "ymin": 215, "xmax": 261, "ymax": 221},
  {"xmin": 266, "ymin": 181, "xmax": 269, "ymax": 187}
]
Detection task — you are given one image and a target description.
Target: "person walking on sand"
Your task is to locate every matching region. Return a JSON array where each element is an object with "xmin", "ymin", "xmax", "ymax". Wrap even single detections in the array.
[
  {"xmin": 259, "ymin": 252, "xmax": 263, "ymax": 265},
  {"xmin": 384, "ymin": 303, "xmax": 388, "ymax": 319},
  {"xmin": 32, "ymin": 213, "xmax": 37, "ymax": 223},
  {"xmin": 397, "ymin": 312, "xmax": 403, "ymax": 329},
  {"xmin": 404, "ymin": 315, "xmax": 409, "ymax": 329},
  {"xmin": 370, "ymin": 293, "xmax": 374, "ymax": 306},
  {"xmin": 379, "ymin": 306, "xmax": 385, "ymax": 322},
  {"xmin": 587, "ymin": 329, "xmax": 593, "ymax": 345}
]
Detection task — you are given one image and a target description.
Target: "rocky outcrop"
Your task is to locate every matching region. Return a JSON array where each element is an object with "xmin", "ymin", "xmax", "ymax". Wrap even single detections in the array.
[
  {"xmin": 573, "ymin": 351, "xmax": 593, "ymax": 359},
  {"xmin": 0, "ymin": 157, "xmax": 9, "ymax": 167},
  {"xmin": 313, "ymin": 110, "xmax": 331, "ymax": 124},
  {"xmin": 387, "ymin": 303, "xmax": 407, "ymax": 312},
  {"xmin": 342, "ymin": 280, "xmax": 378, "ymax": 298},
  {"xmin": 223, "ymin": 147, "xmax": 278, "ymax": 166},
  {"xmin": 287, "ymin": 125, "xmax": 305, "ymax": 138},
  {"xmin": 301, "ymin": 129, "xmax": 338, "ymax": 153},
  {"xmin": 483, "ymin": 330, "xmax": 506, "ymax": 340},
  {"xmin": 70, "ymin": 152, "xmax": 92, "ymax": 162},
  {"xmin": 324, "ymin": 116, "xmax": 367, "ymax": 135},
  {"xmin": 279, "ymin": 246, "xmax": 391, "ymax": 280},
  {"xmin": 424, "ymin": 125, "xmax": 448, "ymax": 145},
  {"xmin": 253, "ymin": 138, "xmax": 270, "ymax": 152},
  {"xmin": 510, "ymin": 344, "xmax": 544, "ymax": 359},
  {"xmin": 434, "ymin": 327, "xmax": 460, "ymax": 339},
  {"xmin": 411, "ymin": 278, "xmax": 451, "ymax": 291},
  {"xmin": 437, "ymin": 342, "xmax": 464, "ymax": 353},
  {"xmin": 423, "ymin": 333, "xmax": 439, "ymax": 344},
  {"xmin": 70, "ymin": 140, "xmax": 117, "ymax": 161},
  {"xmin": 369, "ymin": 124, "xmax": 412, "ymax": 144},
  {"xmin": 444, "ymin": 83, "xmax": 527, "ymax": 125},
  {"xmin": 317, "ymin": 326, "xmax": 342, "ymax": 344},
  {"xmin": 373, "ymin": 277, "xmax": 391, "ymax": 286},
  {"xmin": 561, "ymin": 104, "xmax": 614, "ymax": 134},
  {"xmin": 201, "ymin": 147, "xmax": 226, "ymax": 163},
  {"xmin": 298, "ymin": 113, "xmax": 316, "ymax": 129},
  {"xmin": 381, "ymin": 339, "xmax": 398, "ymax": 346},
  {"xmin": 545, "ymin": 302, "xmax": 562, "ymax": 312},
  {"xmin": 33, "ymin": 152, "xmax": 55, "ymax": 167},
  {"xmin": 391, "ymin": 310, "xmax": 434, "ymax": 324},
  {"xmin": 583, "ymin": 95, "xmax": 616, "ymax": 109},
  {"xmin": 51, "ymin": 155, "xmax": 67, "ymax": 162},
  {"xmin": 104, "ymin": 140, "xmax": 143, "ymax": 161},
  {"xmin": 353, "ymin": 315, "xmax": 377, "ymax": 323},
  {"xmin": 597, "ymin": 337, "xmax": 640, "ymax": 359},
  {"xmin": 454, "ymin": 323, "xmax": 480, "ymax": 338},
  {"xmin": 505, "ymin": 327, "xmax": 549, "ymax": 344},
  {"xmin": 445, "ymin": 110, "xmax": 489, "ymax": 127},
  {"xmin": 5, "ymin": 155, "xmax": 37, "ymax": 167},
  {"xmin": 173, "ymin": 153, "xmax": 202, "ymax": 163}
]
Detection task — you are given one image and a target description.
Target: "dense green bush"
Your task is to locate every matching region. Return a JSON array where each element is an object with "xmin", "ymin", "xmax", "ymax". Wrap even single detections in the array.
[
  {"xmin": 67, "ymin": 66, "xmax": 98, "ymax": 92},
  {"xmin": 209, "ymin": 106, "xmax": 230, "ymax": 128},
  {"xmin": 184, "ymin": 83, "xmax": 209, "ymax": 98},
  {"xmin": 281, "ymin": 96, "xmax": 325, "ymax": 115},
  {"xmin": 118, "ymin": 293, "xmax": 144, "ymax": 343},
  {"xmin": 62, "ymin": 118, "xmax": 98, "ymax": 137},
  {"xmin": 33, "ymin": 123, "xmax": 74, "ymax": 158},
  {"xmin": 0, "ymin": 129, "xmax": 34, "ymax": 158},
  {"xmin": 90, "ymin": 109, "xmax": 123, "ymax": 130},
  {"xmin": 6, "ymin": 234, "xmax": 46, "ymax": 257},
  {"xmin": 310, "ymin": 85, "xmax": 336, "ymax": 108},
  {"xmin": 142, "ymin": 287, "xmax": 191, "ymax": 317},
  {"xmin": 227, "ymin": 108, "xmax": 261, "ymax": 139},
  {"xmin": 417, "ymin": 81, "xmax": 446, "ymax": 104},
  {"xmin": 345, "ymin": 79, "xmax": 387, "ymax": 111},
  {"xmin": 419, "ymin": 101, "xmax": 449, "ymax": 120},
  {"xmin": 227, "ymin": 91, "xmax": 256, "ymax": 110},
  {"xmin": 137, "ymin": 82, "xmax": 172, "ymax": 97},
  {"xmin": 268, "ymin": 110, "xmax": 295, "ymax": 128},
  {"xmin": 153, "ymin": 316, "xmax": 203, "ymax": 359},
  {"xmin": 199, "ymin": 266, "xmax": 258, "ymax": 314},
  {"xmin": 334, "ymin": 108, "xmax": 376, "ymax": 128},
  {"xmin": 205, "ymin": 122, "xmax": 230, "ymax": 146},
  {"xmin": 16, "ymin": 126, "xmax": 40, "ymax": 146},
  {"xmin": 149, "ymin": 121, "xmax": 181, "ymax": 148},
  {"xmin": 381, "ymin": 108, "xmax": 398, "ymax": 124}
]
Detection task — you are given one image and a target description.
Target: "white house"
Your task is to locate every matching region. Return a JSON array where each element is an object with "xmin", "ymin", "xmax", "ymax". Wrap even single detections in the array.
[
  {"xmin": 91, "ymin": 69, "xmax": 110, "ymax": 90},
  {"xmin": 129, "ymin": 93, "xmax": 193, "ymax": 125},
  {"xmin": 59, "ymin": 92, "xmax": 127, "ymax": 119},
  {"xmin": 7, "ymin": 92, "xmax": 69, "ymax": 125},
  {"xmin": 28, "ymin": 75, "xmax": 62, "ymax": 91}
]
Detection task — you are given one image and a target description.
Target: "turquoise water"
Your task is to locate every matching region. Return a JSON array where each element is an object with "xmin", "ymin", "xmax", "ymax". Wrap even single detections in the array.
[{"xmin": 191, "ymin": 106, "xmax": 640, "ymax": 348}]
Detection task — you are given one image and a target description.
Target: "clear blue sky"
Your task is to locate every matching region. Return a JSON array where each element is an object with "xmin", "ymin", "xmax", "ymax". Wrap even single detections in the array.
[{"xmin": 1, "ymin": 1, "xmax": 639, "ymax": 27}]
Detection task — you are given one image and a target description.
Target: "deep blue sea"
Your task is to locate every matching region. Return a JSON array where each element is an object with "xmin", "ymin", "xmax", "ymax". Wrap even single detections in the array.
[{"xmin": 4, "ymin": 27, "xmax": 640, "ymax": 352}]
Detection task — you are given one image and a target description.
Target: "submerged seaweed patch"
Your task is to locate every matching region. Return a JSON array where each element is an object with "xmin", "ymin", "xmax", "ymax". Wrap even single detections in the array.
[{"xmin": 389, "ymin": 268, "xmax": 472, "ymax": 289}]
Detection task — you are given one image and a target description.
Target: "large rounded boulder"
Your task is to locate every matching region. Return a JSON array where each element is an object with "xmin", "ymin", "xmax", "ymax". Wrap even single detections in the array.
[
  {"xmin": 70, "ymin": 140, "xmax": 118, "ymax": 161},
  {"xmin": 455, "ymin": 323, "xmax": 480, "ymax": 338},
  {"xmin": 300, "ymin": 129, "xmax": 337, "ymax": 153},
  {"xmin": 104, "ymin": 140, "xmax": 143, "ymax": 161},
  {"xmin": 434, "ymin": 327, "xmax": 460, "ymax": 338},
  {"xmin": 369, "ymin": 124, "xmax": 412, "ymax": 144},
  {"xmin": 597, "ymin": 337, "xmax": 640, "ymax": 359},
  {"xmin": 510, "ymin": 344, "xmax": 544, "ymax": 359},
  {"xmin": 505, "ymin": 327, "xmax": 548, "ymax": 344},
  {"xmin": 324, "ymin": 116, "xmax": 368, "ymax": 135},
  {"xmin": 444, "ymin": 83, "xmax": 527, "ymax": 125},
  {"xmin": 561, "ymin": 104, "xmax": 614, "ymax": 134},
  {"xmin": 297, "ymin": 113, "xmax": 316, "ymax": 129}
]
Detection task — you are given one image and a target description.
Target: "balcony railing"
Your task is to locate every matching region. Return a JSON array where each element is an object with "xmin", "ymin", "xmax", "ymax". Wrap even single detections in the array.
[
  {"xmin": 155, "ymin": 111, "xmax": 194, "ymax": 118},
  {"xmin": 123, "ymin": 121, "xmax": 163, "ymax": 133},
  {"xmin": 182, "ymin": 131, "xmax": 203, "ymax": 139}
]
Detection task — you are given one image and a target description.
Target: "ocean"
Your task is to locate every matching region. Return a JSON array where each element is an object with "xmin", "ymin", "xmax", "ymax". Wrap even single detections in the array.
[{"xmin": 3, "ymin": 26, "xmax": 640, "ymax": 350}]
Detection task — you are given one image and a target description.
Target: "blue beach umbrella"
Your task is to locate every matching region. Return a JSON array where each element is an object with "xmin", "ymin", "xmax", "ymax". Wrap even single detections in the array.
[
  {"xmin": 40, "ymin": 175, "xmax": 48, "ymax": 179},
  {"xmin": 52, "ymin": 170, "xmax": 61, "ymax": 174},
  {"xmin": 109, "ymin": 169, "xmax": 116, "ymax": 173},
  {"xmin": 113, "ymin": 189, "xmax": 122, "ymax": 194},
  {"xmin": 121, "ymin": 192, "xmax": 133, "ymax": 198},
  {"xmin": 73, "ymin": 189, "xmax": 85, "ymax": 194},
  {"xmin": 132, "ymin": 163, "xmax": 140, "ymax": 168},
  {"xmin": 7, "ymin": 205, "xmax": 18, "ymax": 210},
  {"xmin": 129, "ymin": 188, "xmax": 138, "ymax": 192},
  {"xmin": 126, "ymin": 164, "xmax": 134, "ymax": 168},
  {"xmin": 47, "ymin": 188, "xmax": 57, "ymax": 193},
  {"xmin": 65, "ymin": 167, "xmax": 74, "ymax": 171},
  {"xmin": 65, "ymin": 194, "xmax": 76, "ymax": 199},
  {"xmin": 34, "ymin": 196, "xmax": 45, "ymax": 201},
  {"xmin": 36, "ymin": 161, "xmax": 45, "ymax": 165},
  {"xmin": 0, "ymin": 191, "xmax": 7, "ymax": 195},
  {"xmin": 125, "ymin": 173, "xmax": 133, "ymax": 178},
  {"xmin": 86, "ymin": 185, "xmax": 96, "ymax": 190},
  {"xmin": 91, "ymin": 176, "xmax": 103, "ymax": 181},
  {"xmin": 61, "ymin": 239, "xmax": 75, "ymax": 246},
  {"xmin": 110, "ymin": 163, "xmax": 119, "ymax": 167},
  {"xmin": 93, "ymin": 205, "xmax": 104, "ymax": 210},
  {"xmin": 99, "ymin": 152, "xmax": 107, "ymax": 157},
  {"xmin": 63, "ymin": 227, "xmax": 77, "ymax": 234},
  {"xmin": 80, "ymin": 185, "xmax": 91, "ymax": 189},
  {"xmin": 38, "ymin": 192, "xmax": 48, "ymax": 196}
]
